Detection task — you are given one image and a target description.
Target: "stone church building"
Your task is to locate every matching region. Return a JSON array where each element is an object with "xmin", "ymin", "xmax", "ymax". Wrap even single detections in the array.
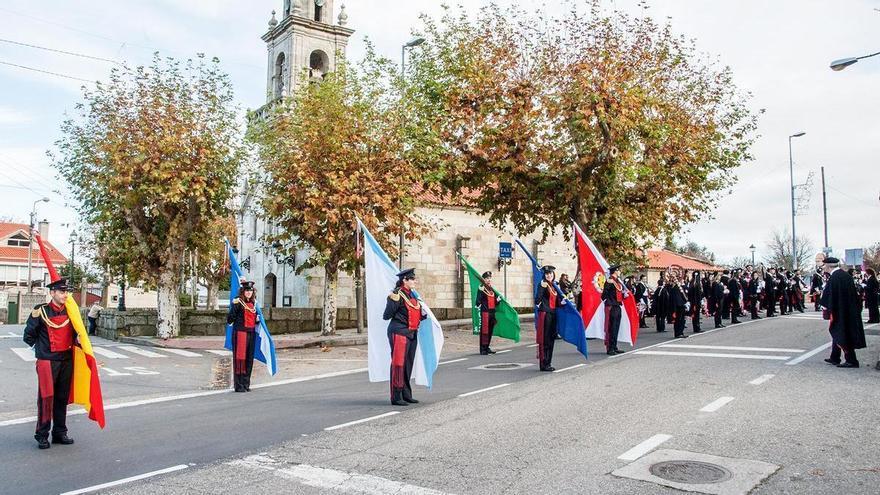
[{"xmin": 237, "ymin": 1, "xmax": 648, "ymax": 315}]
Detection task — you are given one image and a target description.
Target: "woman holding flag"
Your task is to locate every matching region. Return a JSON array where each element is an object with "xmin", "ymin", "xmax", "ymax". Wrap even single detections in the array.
[
  {"xmin": 475, "ymin": 271, "xmax": 499, "ymax": 355},
  {"xmin": 226, "ymin": 280, "xmax": 259, "ymax": 392},
  {"xmin": 383, "ymin": 268, "xmax": 425, "ymax": 406},
  {"xmin": 536, "ymin": 265, "xmax": 565, "ymax": 372}
]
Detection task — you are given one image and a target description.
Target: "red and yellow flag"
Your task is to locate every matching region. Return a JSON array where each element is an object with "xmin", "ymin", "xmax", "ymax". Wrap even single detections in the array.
[{"xmin": 34, "ymin": 232, "xmax": 105, "ymax": 428}]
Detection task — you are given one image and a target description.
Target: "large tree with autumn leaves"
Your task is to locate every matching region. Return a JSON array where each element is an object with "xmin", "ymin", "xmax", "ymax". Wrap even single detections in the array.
[
  {"xmin": 405, "ymin": 2, "xmax": 761, "ymax": 262},
  {"xmin": 53, "ymin": 54, "xmax": 244, "ymax": 338},
  {"xmin": 248, "ymin": 50, "xmax": 427, "ymax": 335}
]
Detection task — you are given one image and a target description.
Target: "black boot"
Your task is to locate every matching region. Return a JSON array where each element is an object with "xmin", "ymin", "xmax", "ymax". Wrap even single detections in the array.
[
  {"xmin": 52, "ymin": 434, "xmax": 74, "ymax": 445},
  {"xmin": 487, "ymin": 348, "xmax": 497, "ymax": 354},
  {"xmin": 403, "ymin": 396, "xmax": 419, "ymax": 404},
  {"xmin": 36, "ymin": 437, "xmax": 50, "ymax": 450}
]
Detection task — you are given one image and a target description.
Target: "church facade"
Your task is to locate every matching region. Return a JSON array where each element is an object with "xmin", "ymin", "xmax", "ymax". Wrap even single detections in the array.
[{"xmin": 237, "ymin": 2, "xmax": 587, "ymax": 313}]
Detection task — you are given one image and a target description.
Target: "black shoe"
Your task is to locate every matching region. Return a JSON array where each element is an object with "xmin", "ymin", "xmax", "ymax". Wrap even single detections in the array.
[
  {"xmin": 391, "ymin": 399, "xmax": 410, "ymax": 406},
  {"xmin": 614, "ymin": 348, "xmax": 626, "ymax": 354},
  {"xmin": 403, "ymin": 397, "xmax": 419, "ymax": 404},
  {"xmin": 36, "ymin": 438, "xmax": 50, "ymax": 450},
  {"xmin": 675, "ymin": 334, "xmax": 688, "ymax": 339},
  {"xmin": 731, "ymin": 320, "xmax": 741, "ymax": 324},
  {"xmin": 824, "ymin": 358, "xmax": 841, "ymax": 365},
  {"xmin": 837, "ymin": 362, "xmax": 859, "ymax": 369},
  {"xmin": 693, "ymin": 329, "xmax": 703, "ymax": 333},
  {"xmin": 52, "ymin": 434, "xmax": 74, "ymax": 445},
  {"xmin": 606, "ymin": 350, "xmax": 616, "ymax": 355},
  {"xmin": 479, "ymin": 350, "xmax": 488, "ymax": 355},
  {"xmin": 487, "ymin": 348, "xmax": 497, "ymax": 354},
  {"xmin": 540, "ymin": 366, "xmax": 555, "ymax": 372}
]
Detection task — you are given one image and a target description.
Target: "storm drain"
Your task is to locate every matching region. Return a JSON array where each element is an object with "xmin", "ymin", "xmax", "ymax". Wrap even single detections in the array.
[
  {"xmin": 649, "ymin": 460, "xmax": 732, "ymax": 484},
  {"xmin": 469, "ymin": 363, "xmax": 533, "ymax": 371}
]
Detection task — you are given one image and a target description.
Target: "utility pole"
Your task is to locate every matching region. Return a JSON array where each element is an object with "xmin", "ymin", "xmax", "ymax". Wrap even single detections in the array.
[
  {"xmin": 821, "ymin": 166, "xmax": 829, "ymax": 252},
  {"xmin": 788, "ymin": 132, "xmax": 806, "ymax": 269}
]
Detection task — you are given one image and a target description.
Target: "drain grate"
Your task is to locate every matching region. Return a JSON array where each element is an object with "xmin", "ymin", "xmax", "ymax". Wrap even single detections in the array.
[
  {"xmin": 484, "ymin": 363, "xmax": 521, "ymax": 369},
  {"xmin": 649, "ymin": 460, "xmax": 732, "ymax": 484}
]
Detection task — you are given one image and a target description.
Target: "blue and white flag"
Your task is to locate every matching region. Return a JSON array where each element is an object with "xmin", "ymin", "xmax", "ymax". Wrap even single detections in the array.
[
  {"xmin": 359, "ymin": 220, "xmax": 443, "ymax": 388},
  {"xmin": 224, "ymin": 239, "xmax": 278, "ymax": 376},
  {"xmin": 515, "ymin": 238, "xmax": 588, "ymax": 358}
]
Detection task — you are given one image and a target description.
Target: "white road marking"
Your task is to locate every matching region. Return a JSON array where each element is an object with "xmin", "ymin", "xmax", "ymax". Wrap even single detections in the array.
[
  {"xmin": 865, "ymin": 323, "xmax": 879, "ymax": 330},
  {"xmin": 11, "ymin": 347, "xmax": 36, "ymax": 362},
  {"xmin": 635, "ymin": 350, "xmax": 791, "ymax": 361},
  {"xmin": 229, "ymin": 455, "xmax": 448, "ymax": 494},
  {"xmin": 250, "ymin": 367, "xmax": 369, "ymax": 389},
  {"xmin": 749, "ymin": 374, "xmax": 775, "ymax": 385},
  {"xmin": 59, "ymin": 464, "xmax": 189, "ymax": 495},
  {"xmin": 700, "ymin": 396, "xmax": 735, "ymax": 412},
  {"xmin": 439, "ymin": 358, "xmax": 468, "ymax": 365},
  {"xmin": 458, "ymin": 383, "xmax": 510, "ymax": 398},
  {"xmin": 659, "ymin": 344, "xmax": 805, "ymax": 353},
  {"xmin": 206, "ymin": 349, "xmax": 232, "ymax": 356},
  {"xmin": 554, "ymin": 363, "xmax": 586, "ymax": 373},
  {"xmin": 124, "ymin": 366, "xmax": 160, "ymax": 375},
  {"xmin": 161, "ymin": 348, "xmax": 203, "ymax": 357},
  {"xmin": 527, "ymin": 343, "xmax": 539, "ymax": 348},
  {"xmin": 117, "ymin": 345, "xmax": 168, "ymax": 358},
  {"xmin": 101, "ymin": 367, "xmax": 132, "ymax": 377},
  {"xmin": 495, "ymin": 349, "xmax": 512, "ymax": 354},
  {"xmin": 324, "ymin": 411, "xmax": 400, "ymax": 431},
  {"xmin": 91, "ymin": 347, "xmax": 130, "ymax": 359},
  {"xmin": 786, "ymin": 342, "xmax": 833, "ymax": 366},
  {"xmin": 618, "ymin": 434, "xmax": 673, "ymax": 461},
  {"xmin": 608, "ymin": 319, "xmax": 766, "ymax": 359}
]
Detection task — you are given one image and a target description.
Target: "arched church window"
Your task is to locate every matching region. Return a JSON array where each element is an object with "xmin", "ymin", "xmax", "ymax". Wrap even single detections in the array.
[{"xmin": 274, "ymin": 52, "xmax": 287, "ymax": 98}]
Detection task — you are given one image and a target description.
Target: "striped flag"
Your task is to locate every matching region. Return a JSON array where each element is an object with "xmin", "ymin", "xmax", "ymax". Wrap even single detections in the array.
[
  {"xmin": 359, "ymin": 219, "xmax": 444, "ymax": 388},
  {"xmin": 33, "ymin": 232, "xmax": 105, "ymax": 428},
  {"xmin": 223, "ymin": 240, "xmax": 278, "ymax": 376}
]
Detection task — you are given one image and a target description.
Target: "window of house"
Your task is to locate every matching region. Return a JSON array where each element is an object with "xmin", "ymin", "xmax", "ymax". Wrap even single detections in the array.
[{"xmin": 7, "ymin": 233, "xmax": 30, "ymax": 247}]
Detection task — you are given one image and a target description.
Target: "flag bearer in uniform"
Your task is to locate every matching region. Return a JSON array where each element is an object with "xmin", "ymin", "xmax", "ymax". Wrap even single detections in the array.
[
  {"xmin": 536, "ymin": 265, "xmax": 565, "ymax": 371},
  {"xmin": 476, "ymin": 271, "xmax": 499, "ymax": 355},
  {"xmin": 227, "ymin": 280, "xmax": 258, "ymax": 392},
  {"xmin": 601, "ymin": 264, "xmax": 629, "ymax": 355},
  {"xmin": 23, "ymin": 278, "xmax": 77, "ymax": 450},
  {"xmin": 383, "ymin": 268, "xmax": 425, "ymax": 406}
]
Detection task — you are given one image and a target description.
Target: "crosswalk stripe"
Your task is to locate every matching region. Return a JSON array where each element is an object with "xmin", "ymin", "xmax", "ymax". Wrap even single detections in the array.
[
  {"xmin": 91, "ymin": 346, "xmax": 130, "ymax": 359},
  {"xmin": 206, "ymin": 350, "xmax": 231, "ymax": 356},
  {"xmin": 117, "ymin": 346, "xmax": 168, "ymax": 358},
  {"xmin": 161, "ymin": 348, "xmax": 202, "ymax": 357},
  {"xmin": 11, "ymin": 348, "xmax": 36, "ymax": 362},
  {"xmin": 635, "ymin": 350, "xmax": 791, "ymax": 361},
  {"xmin": 659, "ymin": 344, "xmax": 805, "ymax": 353}
]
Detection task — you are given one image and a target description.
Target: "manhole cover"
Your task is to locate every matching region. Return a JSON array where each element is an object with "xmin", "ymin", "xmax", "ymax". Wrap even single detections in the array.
[
  {"xmin": 649, "ymin": 460, "xmax": 733, "ymax": 484},
  {"xmin": 469, "ymin": 363, "xmax": 533, "ymax": 370}
]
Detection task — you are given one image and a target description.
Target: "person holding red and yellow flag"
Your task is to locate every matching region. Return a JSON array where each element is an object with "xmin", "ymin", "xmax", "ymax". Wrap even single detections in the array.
[{"xmin": 23, "ymin": 231, "xmax": 105, "ymax": 449}]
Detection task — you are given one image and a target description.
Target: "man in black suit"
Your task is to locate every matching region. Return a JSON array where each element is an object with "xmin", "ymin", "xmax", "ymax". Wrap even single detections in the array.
[{"xmin": 820, "ymin": 257, "xmax": 866, "ymax": 368}]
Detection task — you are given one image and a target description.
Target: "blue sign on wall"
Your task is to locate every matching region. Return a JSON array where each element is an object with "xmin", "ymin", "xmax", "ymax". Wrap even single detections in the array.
[{"xmin": 499, "ymin": 242, "xmax": 513, "ymax": 259}]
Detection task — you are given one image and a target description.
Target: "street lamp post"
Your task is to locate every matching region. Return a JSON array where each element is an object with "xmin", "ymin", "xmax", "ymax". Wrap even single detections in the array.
[
  {"xmin": 68, "ymin": 231, "xmax": 78, "ymax": 287},
  {"xmin": 398, "ymin": 36, "xmax": 425, "ymax": 268},
  {"xmin": 788, "ymin": 132, "xmax": 805, "ymax": 270},
  {"xmin": 26, "ymin": 197, "xmax": 50, "ymax": 293},
  {"xmin": 829, "ymin": 51, "xmax": 880, "ymax": 71},
  {"xmin": 749, "ymin": 244, "xmax": 756, "ymax": 265}
]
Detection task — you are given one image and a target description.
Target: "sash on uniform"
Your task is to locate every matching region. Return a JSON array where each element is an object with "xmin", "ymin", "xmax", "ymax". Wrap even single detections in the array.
[
  {"xmin": 536, "ymin": 311, "xmax": 546, "ymax": 361},
  {"xmin": 235, "ymin": 331, "xmax": 248, "ymax": 374},
  {"xmin": 390, "ymin": 334, "xmax": 407, "ymax": 390},
  {"xmin": 36, "ymin": 360, "xmax": 54, "ymax": 424}
]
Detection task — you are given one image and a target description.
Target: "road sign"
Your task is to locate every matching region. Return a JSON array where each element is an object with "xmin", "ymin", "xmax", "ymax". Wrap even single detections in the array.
[
  {"xmin": 844, "ymin": 248, "xmax": 864, "ymax": 268},
  {"xmin": 499, "ymin": 242, "xmax": 513, "ymax": 259}
]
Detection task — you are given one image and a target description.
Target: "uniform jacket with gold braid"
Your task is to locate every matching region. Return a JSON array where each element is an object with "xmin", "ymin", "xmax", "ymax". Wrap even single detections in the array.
[
  {"xmin": 383, "ymin": 287, "xmax": 426, "ymax": 337},
  {"xmin": 23, "ymin": 302, "xmax": 77, "ymax": 361},
  {"xmin": 476, "ymin": 285, "xmax": 499, "ymax": 313},
  {"xmin": 226, "ymin": 298, "xmax": 259, "ymax": 332},
  {"xmin": 536, "ymin": 281, "xmax": 564, "ymax": 313}
]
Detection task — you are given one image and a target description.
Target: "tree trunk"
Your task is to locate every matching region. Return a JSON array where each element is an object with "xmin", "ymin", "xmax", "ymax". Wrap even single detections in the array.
[
  {"xmin": 157, "ymin": 268, "xmax": 181, "ymax": 339},
  {"xmin": 101, "ymin": 271, "xmax": 111, "ymax": 307},
  {"xmin": 205, "ymin": 278, "xmax": 219, "ymax": 310},
  {"xmin": 321, "ymin": 263, "xmax": 338, "ymax": 336}
]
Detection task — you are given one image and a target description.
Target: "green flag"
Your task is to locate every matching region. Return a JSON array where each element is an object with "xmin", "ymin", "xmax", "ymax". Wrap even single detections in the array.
[{"xmin": 459, "ymin": 253, "xmax": 521, "ymax": 342}]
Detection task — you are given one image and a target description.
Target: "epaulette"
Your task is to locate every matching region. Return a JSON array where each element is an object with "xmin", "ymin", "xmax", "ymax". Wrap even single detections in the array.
[
  {"xmin": 540, "ymin": 281, "xmax": 549, "ymax": 288},
  {"xmin": 31, "ymin": 306, "xmax": 44, "ymax": 318},
  {"xmin": 232, "ymin": 298, "xmax": 241, "ymax": 305},
  {"xmin": 388, "ymin": 292, "xmax": 401, "ymax": 302}
]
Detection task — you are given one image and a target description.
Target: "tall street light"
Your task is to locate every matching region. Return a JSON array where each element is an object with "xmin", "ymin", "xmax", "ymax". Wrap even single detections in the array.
[
  {"xmin": 749, "ymin": 244, "xmax": 756, "ymax": 265},
  {"xmin": 397, "ymin": 36, "xmax": 425, "ymax": 267},
  {"xmin": 829, "ymin": 51, "xmax": 880, "ymax": 71},
  {"xmin": 788, "ymin": 132, "xmax": 805, "ymax": 270},
  {"xmin": 26, "ymin": 197, "xmax": 50, "ymax": 293},
  {"xmin": 69, "ymin": 231, "xmax": 78, "ymax": 287}
]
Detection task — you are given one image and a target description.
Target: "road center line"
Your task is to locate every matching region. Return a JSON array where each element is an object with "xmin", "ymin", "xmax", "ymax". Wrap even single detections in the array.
[
  {"xmin": 636, "ymin": 351, "xmax": 790, "ymax": 360},
  {"xmin": 554, "ymin": 363, "xmax": 586, "ymax": 373},
  {"xmin": 749, "ymin": 374, "xmax": 775, "ymax": 385},
  {"xmin": 494, "ymin": 349, "xmax": 512, "ymax": 354},
  {"xmin": 659, "ymin": 344, "xmax": 805, "ymax": 353},
  {"xmin": 324, "ymin": 411, "xmax": 400, "ymax": 431},
  {"xmin": 458, "ymin": 383, "xmax": 510, "ymax": 398},
  {"xmin": 618, "ymin": 434, "xmax": 672, "ymax": 461},
  {"xmin": 700, "ymin": 396, "xmax": 735, "ymax": 412},
  {"xmin": 59, "ymin": 464, "xmax": 189, "ymax": 495},
  {"xmin": 526, "ymin": 343, "xmax": 539, "ymax": 348},
  {"xmin": 786, "ymin": 342, "xmax": 833, "ymax": 366}
]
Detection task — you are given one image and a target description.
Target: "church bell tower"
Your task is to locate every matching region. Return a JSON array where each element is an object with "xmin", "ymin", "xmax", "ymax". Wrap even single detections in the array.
[{"xmin": 262, "ymin": 0, "xmax": 354, "ymax": 101}]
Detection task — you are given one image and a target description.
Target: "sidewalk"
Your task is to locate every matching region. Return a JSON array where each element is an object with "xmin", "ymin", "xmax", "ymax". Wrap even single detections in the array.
[{"xmin": 119, "ymin": 314, "xmax": 535, "ymax": 350}]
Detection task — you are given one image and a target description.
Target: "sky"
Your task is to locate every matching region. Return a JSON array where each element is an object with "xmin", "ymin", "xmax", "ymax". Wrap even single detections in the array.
[{"xmin": 0, "ymin": 0, "xmax": 877, "ymax": 264}]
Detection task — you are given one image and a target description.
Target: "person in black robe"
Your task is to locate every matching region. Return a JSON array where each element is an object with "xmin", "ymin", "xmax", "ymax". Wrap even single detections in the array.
[
  {"xmin": 383, "ymin": 268, "xmax": 426, "ymax": 406},
  {"xmin": 23, "ymin": 278, "xmax": 77, "ymax": 450},
  {"xmin": 227, "ymin": 280, "xmax": 259, "ymax": 392},
  {"xmin": 476, "ymin": 271, "xmax": 499, "ymax": 355},
  {"xmin": 652, "ymin": 277, "xmax": 669, "ymax": 333},
  {"xmin": 634, "ymin": 275, "xmax": 649, "ymax": 329},
  {"xmin": 687, "ymin": 271, "xmax": 703, "ymax": 333},
  {"xmin": 709, "ymin": 273, "xmax": 726, "ymax": 329},
  {"xmin": 747, "ymin": 271, "xmax": 762, "ymax": 319},
  {"xmin": 602, "ymin": 265, "xmax": 629, "ymax": 355},
  {"xmin": 810, "ymin": 268, "xmax": 824, "ymax": 312},
  {"xmin": 668, "ymin": 277, "xmax": 688, "ymax": 338},
  {"xmin": 720, "ymin": 270, "xmax": 731, "ymax": 320},
  {"xmin": 764, "ymin": 268, "xmax": 777, "ymax": 316},
  {"xmin": 727, "ymin": 270, "xmax": 742, "ymax": 324},
  {"xmin": 820, "ymin": 258, "xmax": 866, "ymax": 367},
  {"xmin": 864, "ymin": 268, "xmax": 879, "ymax": 324},
  {"xmin": 536, "ymin": 265, "xmax": 565, "ymax": 371}
]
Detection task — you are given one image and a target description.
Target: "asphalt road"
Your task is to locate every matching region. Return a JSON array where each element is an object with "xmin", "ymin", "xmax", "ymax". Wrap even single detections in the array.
[{"xmin": 2, "ymin": 312, "xmax": 878, "ymax": 495}]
